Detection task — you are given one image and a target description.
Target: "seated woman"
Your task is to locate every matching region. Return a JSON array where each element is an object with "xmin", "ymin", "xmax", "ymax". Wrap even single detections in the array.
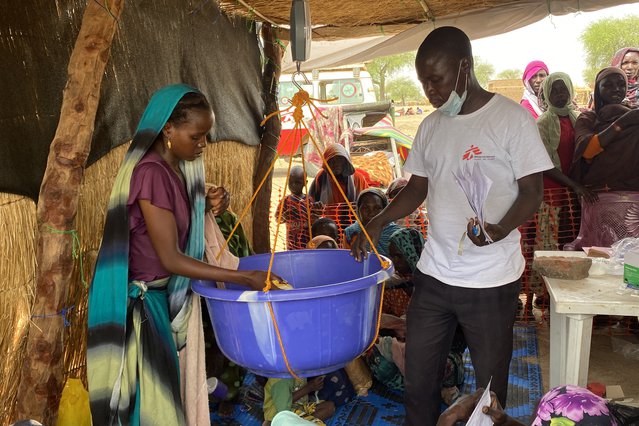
[
  {"xmin": 384, "ymin": 227, "xmax": 424, "ymax": 317},
  {"xmin": 308, "ymin": 143, "xmax": 368, "ymax": 205},
  {"xmin": 368, "ymin": 227, "xmax": 466, "ymax": 405},
  {"xmin": 573, "ymin": 67, "xmax": 639, "ymax": 191},
  {"xmin": 520, "ymin": 60, "xmax": 549, "ymax": 119},
  {"xmin": 611, "ymin": 47, "xmax": 639, "ymax": 109},
  {"xmin": 343, "ymin": 188, "xmax": 401, "ymax": 257},
  {"xmin": 437, "ymin": 384, "xmax": 624, "ymax": 426}
]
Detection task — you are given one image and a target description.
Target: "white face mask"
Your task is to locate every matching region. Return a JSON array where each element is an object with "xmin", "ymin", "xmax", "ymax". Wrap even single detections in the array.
[{"xmin": 438, "ymin": 60, "xmax": 468, "ymax": 117}]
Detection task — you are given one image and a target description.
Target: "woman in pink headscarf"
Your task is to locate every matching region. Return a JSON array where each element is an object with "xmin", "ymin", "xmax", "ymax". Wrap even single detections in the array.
[
  {"xmin": 520, "ymin": 60, "xmax": 549, "ymax": 119},
  {"xmin": 611, "ymin": 47, "xmax": 639, "ymax": 109}
]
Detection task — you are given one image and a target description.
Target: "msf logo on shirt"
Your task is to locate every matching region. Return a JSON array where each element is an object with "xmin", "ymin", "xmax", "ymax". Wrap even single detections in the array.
[{"xmin": 462, "ymin": 145, "xmax": 482, "ymax": 160}]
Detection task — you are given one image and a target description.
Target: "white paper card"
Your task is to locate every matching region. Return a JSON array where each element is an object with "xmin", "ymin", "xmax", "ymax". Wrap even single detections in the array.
[
  {"xmin": 453, "ymin": 161, "xmax": 493, "ymax": 243},
  {"xmin": 466, "ymin": 378, "xmax": 493, "ymax": 426}
]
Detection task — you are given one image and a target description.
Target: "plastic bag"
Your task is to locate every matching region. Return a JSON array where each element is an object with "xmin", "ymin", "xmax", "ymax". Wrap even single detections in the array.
[
  {"xmin": 611, "ymin": 336, "xmax": 639, "ymax": 361},
  {"xmin": 56, "ymin": 378, "xmax": 91, "ymax": 426},
  {"xmin": 343, "ymin": 357, "xmax": 372, "ymax": 397},
  {"xmin": 610, "ymin": 237, "xmax": 639, "ymax": 266},
  {"xmin": 608, "ymin": 402, "xmax": 639, "ymax": 426}
]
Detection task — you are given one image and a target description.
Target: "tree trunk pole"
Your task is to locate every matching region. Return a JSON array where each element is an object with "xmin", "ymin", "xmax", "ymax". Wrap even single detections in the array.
[
  {"xmin": 252, "ymin": 24, "xmax": 284, "ymax": 253},
  {"xmin": 14, "ymin": 0, "xmax": 124, "ymax": 423}
]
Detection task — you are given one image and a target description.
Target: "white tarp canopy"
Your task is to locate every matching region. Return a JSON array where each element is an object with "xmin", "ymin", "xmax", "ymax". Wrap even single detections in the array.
[{"xmin": 282, "ymin": 0, "xmax": 638, "ymax": 72}]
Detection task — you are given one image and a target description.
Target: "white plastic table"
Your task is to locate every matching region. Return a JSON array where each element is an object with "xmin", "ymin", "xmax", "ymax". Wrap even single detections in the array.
[{"xmin": 537, "ymin": 251, "xmax": 639, "ymax": 388}]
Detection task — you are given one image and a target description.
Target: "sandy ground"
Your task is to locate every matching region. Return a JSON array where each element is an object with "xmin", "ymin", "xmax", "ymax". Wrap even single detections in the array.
[{"xmin": 267, "ymin": 110, "xmax": 639, "ymax": 403}]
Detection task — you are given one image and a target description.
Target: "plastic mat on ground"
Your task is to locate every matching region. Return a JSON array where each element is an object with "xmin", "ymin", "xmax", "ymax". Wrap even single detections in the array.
[{"xmin": 212, "ymin": 325, "xmax": 542, "ymax": 425}]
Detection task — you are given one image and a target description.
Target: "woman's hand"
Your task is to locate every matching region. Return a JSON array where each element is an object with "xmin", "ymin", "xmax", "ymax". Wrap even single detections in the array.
[
  {"xmin": 206, "ymin": 186, "xmax": 230, "ymax": 215},
  {"xmin": 617, "ymin": 109, "xmax": 639, "ymax": 128},
  {"xmin": 242, "ymin": 270, "xmax": 288, "ymax": 291},
  {"xmin": 572, "ymin": 184, "xmax": 599, "ymax": 204},
  {"xmin": 481, "ymin": 393, "xmax": 525, "ymax": 426}
]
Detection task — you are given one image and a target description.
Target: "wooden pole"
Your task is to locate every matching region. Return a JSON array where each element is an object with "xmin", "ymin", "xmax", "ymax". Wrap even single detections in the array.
[
  {"xmin": 252, "ymin": 24, "xmax": 284, "ymax": 253},
  {"xmin": 14, "ymin": 0, "xmax": 124, "ymax": 423}
]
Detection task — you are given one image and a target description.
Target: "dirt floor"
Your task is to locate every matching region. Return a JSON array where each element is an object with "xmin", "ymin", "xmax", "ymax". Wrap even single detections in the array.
[{"xmin": 536, "ymin": 316, "xmax": 639, "ymax": 400}]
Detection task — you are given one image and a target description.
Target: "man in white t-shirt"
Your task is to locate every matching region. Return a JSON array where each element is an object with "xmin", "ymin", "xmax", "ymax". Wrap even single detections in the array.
[{"xmin": 351, "ymin": 27, "xmax": 553, "ymax": 426}]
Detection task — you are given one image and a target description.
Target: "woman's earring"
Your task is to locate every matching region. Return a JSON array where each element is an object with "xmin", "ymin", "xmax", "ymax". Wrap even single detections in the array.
[{"xmin": 167, "ymin": 140, "xmax": 172, "ymax": 150}]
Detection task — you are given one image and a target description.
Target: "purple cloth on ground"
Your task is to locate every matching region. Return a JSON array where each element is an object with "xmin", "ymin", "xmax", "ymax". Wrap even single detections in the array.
[{"xmin": 127, "ymin": 150, "xmax": 191, "ymax": 282}]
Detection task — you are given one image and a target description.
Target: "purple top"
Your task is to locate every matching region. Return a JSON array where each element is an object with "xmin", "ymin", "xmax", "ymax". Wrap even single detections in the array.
[{"xmin": 127, "ymin": 150, "xmax": 191, "ymax": 282}]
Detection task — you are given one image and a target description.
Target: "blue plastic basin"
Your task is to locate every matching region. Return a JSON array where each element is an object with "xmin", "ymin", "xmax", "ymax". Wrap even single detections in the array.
[{"xmin": 192, "ymin": 249, "xmax": 392, "ymax": 378}]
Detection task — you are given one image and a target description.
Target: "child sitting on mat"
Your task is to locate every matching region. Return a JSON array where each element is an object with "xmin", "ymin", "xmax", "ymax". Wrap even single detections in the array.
[
  {"xmin": 306, "ymin": 235, "xmax": 339, "ymax": 249},
  {"xmin": 262, "ymin": 377, "xmax": 335, "ymax": 426},
  {"xmin": 310, "ymin": 217, "xmax": 340, "ymax": 247}
]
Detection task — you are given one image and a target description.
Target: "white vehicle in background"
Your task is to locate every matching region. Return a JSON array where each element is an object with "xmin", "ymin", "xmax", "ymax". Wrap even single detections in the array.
[
  {"xmin": 278, "ymin": 66, "xmax": 377, "ymax": 109},
  {"xmin": 276, "ymin": 66, "xmax": 390, "ymax": 156}
]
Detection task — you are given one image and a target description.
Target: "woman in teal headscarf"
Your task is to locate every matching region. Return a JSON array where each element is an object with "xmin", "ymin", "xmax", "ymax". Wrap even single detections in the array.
[{"xmin": 87, "ymin": 84, "xmax": 277, "ymax": 425}]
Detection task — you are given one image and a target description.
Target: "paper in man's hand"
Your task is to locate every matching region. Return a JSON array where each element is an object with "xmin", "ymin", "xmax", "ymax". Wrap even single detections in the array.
[
  {"xmin": 466, "ymin": 378, "xmax": 493, "ymax": 426},
  {"xmin": 453, "ymin": 161, "xmax": 493, "ymax": 243}
]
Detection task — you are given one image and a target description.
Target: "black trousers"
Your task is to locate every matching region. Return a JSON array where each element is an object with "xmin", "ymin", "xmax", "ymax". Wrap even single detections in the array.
[{"xmin": 404, "ymin": 271, "xmax": 521, "ymax": 426}]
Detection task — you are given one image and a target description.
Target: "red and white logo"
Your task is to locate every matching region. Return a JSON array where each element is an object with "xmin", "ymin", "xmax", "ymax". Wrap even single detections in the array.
[{"xmin": 462, "ymin": 145, "xmax": 482, "ymax": 160}]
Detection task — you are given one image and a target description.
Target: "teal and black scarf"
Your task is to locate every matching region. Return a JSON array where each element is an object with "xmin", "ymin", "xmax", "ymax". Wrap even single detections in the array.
[{"xmin": 87, "ymin": 84, "xmax": 205, "ymax": 425}]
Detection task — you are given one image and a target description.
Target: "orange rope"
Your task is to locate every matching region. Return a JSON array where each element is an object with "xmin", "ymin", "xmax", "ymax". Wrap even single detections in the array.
[
  {"xmin": 214, "ymin": 153, "xmax": 279, "ymax": 262},
  {"xmin": 300, "ymin": 143, "xmax": 314, "ymax": 245},
  {"xmin": 364, "ymin": 283, "xmax": 385, "ymax": 354},
  {"xmin": 224, "ymin": 85, "xmax": 388, "ymax": 379},
  {"xmin": 265, "ymin": 143, "xmax": 296, "ymax": 290},
  {"xmin": 267, "ymin": 301, "xmax": 299, "ymax": 379},
  {"xmin": 300, "ymin": 117, "xmax": 390, "ymax": 269}
]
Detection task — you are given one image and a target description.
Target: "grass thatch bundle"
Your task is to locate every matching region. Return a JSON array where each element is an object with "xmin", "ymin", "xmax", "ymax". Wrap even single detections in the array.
[
  {"xmin": 203, "ymin": 140, "xmax": 259, "ymax": 240},
  {"xmin": 218, "ymin": 0, "xmax": 515, "ymax": 39},
  {"xmin": 0, "ymin": 194, "xmax": 36, "ymax": 424}
]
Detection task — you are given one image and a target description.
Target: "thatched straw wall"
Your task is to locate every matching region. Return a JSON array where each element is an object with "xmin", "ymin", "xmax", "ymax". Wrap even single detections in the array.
[
  {"xmin": 0, "ymin": 140, "xmax": 258, "ymax": 423},
  {"xmin": 0, "ymin": 194, "xmax": 36, "ymax": 424}
]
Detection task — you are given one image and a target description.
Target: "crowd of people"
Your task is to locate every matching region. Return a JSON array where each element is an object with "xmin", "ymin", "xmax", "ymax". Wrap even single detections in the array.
[{"xmin": 78, "ymin": 23, "xmax": 639, "ymax": 426}]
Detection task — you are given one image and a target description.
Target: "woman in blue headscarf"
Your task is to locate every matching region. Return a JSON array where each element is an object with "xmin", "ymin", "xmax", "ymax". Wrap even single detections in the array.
[{"xmin": 87, "ymin": 85, "xmax": 278, "ymax": 425}]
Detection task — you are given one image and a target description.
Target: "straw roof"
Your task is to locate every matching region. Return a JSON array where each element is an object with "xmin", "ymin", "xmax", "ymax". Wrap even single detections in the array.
[{"xmin": 219, "ymin": 0, "xmax": 515, "ymax": 39}]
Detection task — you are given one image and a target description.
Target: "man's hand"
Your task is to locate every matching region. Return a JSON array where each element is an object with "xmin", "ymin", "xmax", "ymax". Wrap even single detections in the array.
[
  {"xmin": 466, "ymin": 219, "xmax": 509, "ymax": 247},
  {"xmin": 207, "ymin": 186, "xmax": 230, "ymax": 216},
  {"xmin": 350, "ymin": 217, "xmax": 383, "ymax": 261}
]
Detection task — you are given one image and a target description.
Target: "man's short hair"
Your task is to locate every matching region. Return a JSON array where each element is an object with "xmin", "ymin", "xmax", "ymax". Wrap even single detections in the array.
[{"xmin": 416, "ymin": 26, "xmax": 472, "ymax": 64}]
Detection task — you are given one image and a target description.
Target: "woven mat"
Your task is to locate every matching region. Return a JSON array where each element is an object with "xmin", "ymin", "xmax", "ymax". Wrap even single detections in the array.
[{"xmin": 211, "ymin": 325, "xmax": 542, "ymax": 425}]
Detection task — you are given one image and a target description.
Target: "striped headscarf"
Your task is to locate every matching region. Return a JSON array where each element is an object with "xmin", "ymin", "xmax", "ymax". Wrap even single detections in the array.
[{"xmin": 87, "ymin": 84, "xmax": 205, "ymax": 424}]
